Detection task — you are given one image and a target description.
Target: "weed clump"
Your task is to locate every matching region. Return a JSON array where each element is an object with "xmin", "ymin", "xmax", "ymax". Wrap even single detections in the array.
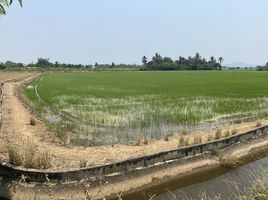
[
  {"xmin": 193, "ymin": 135, "xmax": 202, "ymax": 144},
  {"xmin": 178, "ymin": 136, "xmax": 190, "ymax": 147},
  {"xmin": 181, "ymin": 128, "xmax": 188, "ymax": 136},
  {"xmin": 206, "ymin": 134, "xmax": 213, "ymax": 142},
  {"xmin": 214, "ymin": 129, "xmax": 222, "ymax": 140},
  {"xmin": 225, "ymin": 129, "xmax": 231, "ymax": 137},
  {"xmin": 134, "ymin": 136, "xmax": 148, "ymax": 146},
  {"xmin": 30, "ymin": 117, "xmax": 36, "ymax": 126},
  {"xmin": 79, "ymin": 159, "xmax": 87, "ymax": 168},
  {"xmin": 6, "ymin": 140, "xmax": 52, "ymax": 169},
  {"xmin": 163, "ymin": 130, "xmax": 173, "ymax": 142},
  {"xmin": 255, "ymin": 121, "xmax": 262, "ymax": 128},
  {"xmin": 8, "ymin": 147, "xmax": 23, "ymax": 166},
  {"xmin": 231, "ymin": 129, "xmax": 238, "ymax": 135}
]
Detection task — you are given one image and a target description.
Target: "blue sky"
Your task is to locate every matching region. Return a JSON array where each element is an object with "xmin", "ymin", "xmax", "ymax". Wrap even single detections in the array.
[{"xmin": 0, "ymin": 0, "xmax": 268, "ymax": 66}]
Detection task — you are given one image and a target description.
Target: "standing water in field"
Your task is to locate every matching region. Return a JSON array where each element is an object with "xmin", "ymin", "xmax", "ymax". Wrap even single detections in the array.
[{"xmin": 25, "ymin": 71, "xmax": 268, "ymax": 146}]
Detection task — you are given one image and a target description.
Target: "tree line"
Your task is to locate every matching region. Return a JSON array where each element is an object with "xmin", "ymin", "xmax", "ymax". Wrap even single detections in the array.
[
  {"xmin": 256, "ymin": 62, "xmax": 268, "ymax": 71},
  {"xmin": 0, "ymin": 58, "xmax": 139, "ymax": 70},
  {"xmin": 142, "ymin": 53, "xmax": 223, "ymax": 71}
]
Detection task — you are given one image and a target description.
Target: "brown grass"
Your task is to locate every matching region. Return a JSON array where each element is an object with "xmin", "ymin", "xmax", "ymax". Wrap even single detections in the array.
[
  {"xmin": 193, "ymin": 135, "xmax": 202, "ymax": 144},
  {"xmin": 133, "ymin": 136, "xmax": 148, "ymax": 146},
  {"xmin": 255, "ymin": 121, "xmax": 262, "ymax": 128},
  {"xmin": 214, "ymin": 129, "xmax": 222, "ymax": 140},
  {"xmin": 79, "ymin": 158, "xmax": 88, "ymax": 168},
  {"xmin": 178, "ymin": 136, "xmax": 190, "ymax": 147},
  {"xmin": 6, "ymin": 140, "xmax": 52, "ymax": 169},
  {"xmin": 231, "ymin": 129, "xmax": 238, "ymax": 135}
]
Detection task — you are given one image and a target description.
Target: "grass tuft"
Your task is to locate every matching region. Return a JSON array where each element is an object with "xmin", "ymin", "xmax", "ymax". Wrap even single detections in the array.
[
  {"xmin": 6, "ymin": 140, "xmax": 52, "ymax": 169},
  {"xmin": 30, "ymin": 117, "xmax": 36, "ymax": 126},
  {"xmin": 79, "ymin": 158, "xmax": 87, "ymax": 168},
  {"xmin": 214, "ymin": 129, "xmax": 222, "ymax": 140}
]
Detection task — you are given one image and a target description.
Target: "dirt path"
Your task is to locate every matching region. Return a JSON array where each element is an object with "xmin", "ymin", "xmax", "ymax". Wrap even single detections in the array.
[{"xmin": 1, "ymin": 72, "xmax": 268, "ymax": 170}]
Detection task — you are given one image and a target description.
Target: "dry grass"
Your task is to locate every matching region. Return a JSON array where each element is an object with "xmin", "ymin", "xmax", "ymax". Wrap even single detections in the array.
[
  {"xmin": 133, "ymin": 136, "xmax": 148, "ymax": 146},
  {"xmin": 178, "ymin": 136, "xmax": 190, "ymax": 147},
  {"xmin": 214, "ymin": 129, "xmax": 222, "ymax": 140},
  {"xmin": 255, "ymin": 120, "xmax": 262, "ymax": 128},
  {"xmin": 225, "ymin": 129, "xmax": 231, "ymax": 137},
  {"xmin": 193, "ymin": 135, "xmax": 202, "ymax": 144},
  {"xmin": 206, "ymin": 134, "xmax": 213, "ymax": 142},
  {"xmin": 6, "ymin": 140, "xmax": 52, "ymax": 169},
  {"xmin": 181, "ymin": 128, "xmax": 188, "ymax": 136},
  {"xmin": 7, "ymin": 146, "xmax": 23, "ymax": 166},
  {"xmin": 79, "ymin": 158, "xmax": 88, "ymax": 168},
  {"xmin": 231, "ymin": 129, "xmax": 238, "ymax": 135},
  {"xmin": 164, "ymin": 130, "xmax": 174, "ymax": 141}
]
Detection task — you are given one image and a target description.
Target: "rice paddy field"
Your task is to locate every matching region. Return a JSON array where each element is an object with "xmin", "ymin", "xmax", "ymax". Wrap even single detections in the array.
[{"xmin": 25, "ymin": 71, "xmax": 268, "ymax": 145}]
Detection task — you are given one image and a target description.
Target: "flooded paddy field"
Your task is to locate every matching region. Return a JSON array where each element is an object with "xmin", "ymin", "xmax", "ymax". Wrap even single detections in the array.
[{"xmin": 25, "ymin": 71, "xmax": 268, "ymax": 146}]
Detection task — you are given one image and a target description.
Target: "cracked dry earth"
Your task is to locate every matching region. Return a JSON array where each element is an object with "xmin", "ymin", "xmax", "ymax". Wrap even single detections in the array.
[{"xmin": 0, "ymin": 72, "xmax": 268, "ymax": 170}]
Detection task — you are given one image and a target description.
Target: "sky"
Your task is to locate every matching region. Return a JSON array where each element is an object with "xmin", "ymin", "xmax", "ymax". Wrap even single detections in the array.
[{"xmin": 0, "ymin": 0, "xmax": 268, "ymax": 66}]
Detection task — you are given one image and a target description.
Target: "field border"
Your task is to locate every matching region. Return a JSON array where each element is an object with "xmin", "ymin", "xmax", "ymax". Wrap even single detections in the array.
[
  {"xmin": 0, "ymin": 74, "xmax": 36, "ymax": 130},
  {"xmin": 0, "ymin": 124, "xmax": 267, "ymax": 183}
]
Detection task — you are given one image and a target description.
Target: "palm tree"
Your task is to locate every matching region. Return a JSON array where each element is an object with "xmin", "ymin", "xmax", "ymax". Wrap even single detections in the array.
[
  {"xmin": 210, "ymin": 56, "xmax": 216, "ymax": 64},
  {"xmin": 0, "ymin": 0, "xmax": 22, "ymax": 15},
  {"xmin": 218, "ymin": 57, "xmax": 224, "ymax": 65}
]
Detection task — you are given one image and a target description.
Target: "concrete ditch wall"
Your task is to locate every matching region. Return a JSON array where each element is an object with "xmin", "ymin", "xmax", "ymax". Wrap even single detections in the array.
[{"xmin": 0, "ymin": 125, "xmax": 267, "ymax": 183}]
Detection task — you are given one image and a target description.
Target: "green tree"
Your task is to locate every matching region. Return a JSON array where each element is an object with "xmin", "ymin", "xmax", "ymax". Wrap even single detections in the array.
[
  {"xmin": 0, "ymin": 0, "xmax": 23, "ymax": 15},
  {"xmin": 218, "ymin": 57, "xmax": 223, "ymax": 65},
  {"xmin": 142, "ymin": 56, "xmax": 147, "ymax": 65},
  {"xmin": 36, "ymin": 58, "xmax": 53, "ymax": 67}
]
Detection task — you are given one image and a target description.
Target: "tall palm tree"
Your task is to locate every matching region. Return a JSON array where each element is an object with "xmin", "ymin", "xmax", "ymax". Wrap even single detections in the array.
[
  {"xmin": 218, "ymin": 57, "xmax": 224, "ymax": 65},
  {"xmin": 210, "ymin": 56, "xmax": 216, "ymax": 64},
  {"xmin": 0, "ymin": 0, "xmax": 22, "ymax": 15}
]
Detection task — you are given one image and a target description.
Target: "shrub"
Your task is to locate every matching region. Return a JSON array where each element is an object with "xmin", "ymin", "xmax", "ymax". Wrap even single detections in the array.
[{"xmin": 134, "ymin": 136, "xmax": 148, "ymax": 146}]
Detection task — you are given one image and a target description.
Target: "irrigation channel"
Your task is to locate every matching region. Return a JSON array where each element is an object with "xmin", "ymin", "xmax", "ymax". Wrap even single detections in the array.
[{"xmin": 122, "ymin": 151, "xmax": 268, "ymax": 200}]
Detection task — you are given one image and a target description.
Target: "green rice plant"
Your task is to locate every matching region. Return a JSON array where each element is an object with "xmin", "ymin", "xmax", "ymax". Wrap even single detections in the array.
[{"xmin": 24, "ymin": 71, "xmax": 268, "ymax": 145}]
